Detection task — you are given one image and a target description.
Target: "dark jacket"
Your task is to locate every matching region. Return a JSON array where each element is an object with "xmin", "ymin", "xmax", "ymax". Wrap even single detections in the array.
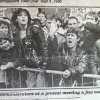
[
  {"xmin": 0, "ymin": 46, "xmax": 19, "ymax": 67},
  {"xmin": 10, "ymin": 24, "xmax": 48, "ymax": 69},
  {"xmin": 81, "ymin": 22, "xmax": 100, "ymax": 53},
  {"xmin": 47, "ymin": 35, "xmax": 59, "ymax": 57},
  {"xmin": 59, "ymin": 42, "xmax": 87, "ymax": 86},
  {"xmin": 0, "ymin": 46, "xmax": 20, "ymax": 86},
  {"xmin": 81, "ymin": 22, "xmax": 100, "ymax": 76}
]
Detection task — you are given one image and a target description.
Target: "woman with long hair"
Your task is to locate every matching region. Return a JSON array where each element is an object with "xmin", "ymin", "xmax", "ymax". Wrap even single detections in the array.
[{"xmin": 10, "ymin": 8, "xmax": 48, "ymax": 88}]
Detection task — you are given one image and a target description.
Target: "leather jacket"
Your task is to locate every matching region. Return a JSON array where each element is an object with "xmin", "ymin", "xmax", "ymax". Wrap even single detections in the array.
[{"xmin": 10, "ymin": 24, "xmax": 48, "ymax": 69}]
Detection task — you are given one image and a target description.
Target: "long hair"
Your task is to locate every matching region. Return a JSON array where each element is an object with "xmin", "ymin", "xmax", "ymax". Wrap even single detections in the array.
[{"xmin": 11, "ymin": 8, "xmax": 31, "ymax": 28}]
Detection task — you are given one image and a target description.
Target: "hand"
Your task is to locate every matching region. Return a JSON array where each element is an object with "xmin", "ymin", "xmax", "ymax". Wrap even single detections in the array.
[
  {"xmin": 43, "ymin": 27, "xmax": 48, "ymax": 34},
  {"xmin": 37, "ymin": 68, "xmax": 46, "ymax": 73},
  {"xmin": 6, "ymin": 62, "xmax": 14, "ymax": 68},
  {"xmin": 48, "ymin": 20, "xmax": 58, "ymax": 37},
  {"xmin": 16, "ymin": 65, "xmax": 26, "ymax": 71},
  {"xmin": 1, "ymin": 62, "xmax": 14, "ymax": 70},
  {"xmin": 84, "ymin": 22, "xmax": 94, "ymax": 30},
  {"xmin": 79, "ymin": 41, "xmax": 84, "ymax": 47},
  {"xmin": 16, "ymin": 66, "xmax": 22, "ymax": 71},
  {"xmin": 1, "ymin": 65, "xmax": 8, "ymax": 70},
  {"xmin": 63, "ymin": 70, "xmax": 70, "ymax": 78}
]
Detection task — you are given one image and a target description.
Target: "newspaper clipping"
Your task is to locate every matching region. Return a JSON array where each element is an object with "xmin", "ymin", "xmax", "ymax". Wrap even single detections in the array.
[{"xmin": 0, "ymin": 0, "xmax": 100, "ymax": 99}]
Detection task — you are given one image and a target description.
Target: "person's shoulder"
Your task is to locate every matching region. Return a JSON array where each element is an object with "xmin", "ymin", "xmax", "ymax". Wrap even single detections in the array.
[
  {"xmin": 30, "ymin": 24, "xmax": 43, "ymax": 33},
  {"xmin": 77, "ymin": 45, "xmax": 87, "ymax": 55},
  {"xmin": 9, "ymin": 23, "xmax": 17, "ymax": 30}
]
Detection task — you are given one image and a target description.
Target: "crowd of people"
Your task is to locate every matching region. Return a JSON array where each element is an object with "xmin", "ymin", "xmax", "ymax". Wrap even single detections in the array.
[{"xmin": 0, "ymin": 8, "xmax": 100, "ymax": 88}]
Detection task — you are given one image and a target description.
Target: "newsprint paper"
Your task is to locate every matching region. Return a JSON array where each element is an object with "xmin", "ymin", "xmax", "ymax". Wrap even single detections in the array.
[{"xmin": 0, "ymin": 0, "xmax": 100, "ymax": 100}]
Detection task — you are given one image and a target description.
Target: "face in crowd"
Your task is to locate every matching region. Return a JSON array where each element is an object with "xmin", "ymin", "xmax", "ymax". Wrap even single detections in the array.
[
  {"xmin": 11, "ymin": 8, "xmax": 31, "ymax": 28},
  {"xmin": 16, "ymin": 11, "xmax": 28, "ymax": 26},
  {"xmin": 68, "ymin": 17, "xmax": 78, "ymax": 29},
  {"xmin": 66, "ymin": 28, "xmax": 79, "ymax": 50},
  {"xmin": 0, "ymin": 23, "xmax": 9, "ymax": 34},
  {"xmin": 37, "ymin": 13, "xmax": 46, "ymax": 25},
  {"xmin": 85, "ymin": 15, "xmax": 96, "ymax": 24},
  {"xmin": 0, "ymin": 39, "xmax": 11, "ymax": 50},
  {"xmin": 46, "ymin": 18, "xmax": 53, "ymax": 30}
]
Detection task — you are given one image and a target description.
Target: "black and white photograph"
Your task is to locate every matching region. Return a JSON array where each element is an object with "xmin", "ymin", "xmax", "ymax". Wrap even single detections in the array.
[{"xmin": 0, "ymin": 6, "xmax": 100, "ymax": 99}]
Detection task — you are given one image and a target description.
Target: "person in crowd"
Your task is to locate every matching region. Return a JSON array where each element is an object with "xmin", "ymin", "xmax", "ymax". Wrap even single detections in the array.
[
  {"xmin": 79, "ymin": 11, "xmax": 100, "ymax": 85},
  {"xmin": 11, "ymin": 8, "xmax": 48, "ymax": 88},
  {"xmin": 37, "ymin": 12, "xmax": 49, "ymax": 41},
  {"xmin": 0, "ymin": 17, "xmax": 10, "ymax": 35},
  {"xmin": 46, "ymin": 17, "xmax": 64, "ymax": 87},
  {"xmin": 81, "ymin": 11, "xmax": 100, "ymax": 72},
  {"xmin": 54, "ymin": 18, "xmax": 66, "ymax": 44},
  {"xmin": 62, "ymin": 8, "xmax": 70, "ymax": 26},
  {"xmin": 55, "ymin": 18, "xmax": 62, "ymax": 29},
  {"xmin": 46, "ymin": 17, "xmax": 54, "ymax": 32},
  {"xmin": 59, "ymin": 27, "xmax": 87, "ymax": 87},
  {"xmin": 47, "ymin": 16, "xmax": 83, "ymax": 87},
  {"xmin": 77, "ymin": 15, "xmax": 84, "ymax": 31},
  {"xmin": 37, "ymin": 12, "xmax": 46, "ymax": 27},
  {"xmin": 53, "ymin": 17, "xmax": 65, "ymax": 34},
  {"xmin": 81, "ymin": 11, "xmax": 99, "ymax": 48},
  {"xmin": 65, "ymin": 16, "xmax": 83, "ymax": 46},
  {"xmin": 0, "ymin": 32, "xmax": 20, "ymax": 88},
  {"xmin": 68, "ymin": 16, "xmax": 79, "ymax": 29}
]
